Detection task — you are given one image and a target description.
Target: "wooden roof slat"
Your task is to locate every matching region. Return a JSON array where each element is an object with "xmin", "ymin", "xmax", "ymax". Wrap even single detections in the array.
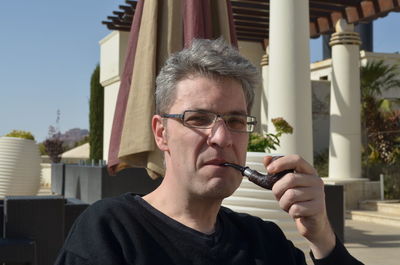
[
  {"xmin": 309, "ymin": 10, "xmax": 336, "ymax": 18},
  {"xmin": 360, "ymin": 1, "xmax": 377, "ymax": 17},
  {"xmin": 378, "ymin": 0, "xmax": 396, "ymax": 11},
  {"xmin": 309, "ymin": 3, "xmax": 344, "ymax": 13},
  {"xmin": 112, "ymin": 11, "xmax": 124, "ymax": 18},
  {"xmin": 230, "ymin": 0, "xmax": 269, "ymax": 6},
  {"xmin": 235, "ymin": 20, "xmax": 269, "ymax": 28},
  {"xmin": 125, "ymin": 0, "xmax": 137, "ymax": 7},
  {"xmin": 310, "ymin": 21, "xmax": 319, "ymax": 37},
  {"xmin": 345, "ymin": 6, "xmax": 360, "ymax": 23},
  {"xmin": 102, "ymin": 21, "xmax": 130, "ymax": 32},
  {"xmin": 119, "ymin": 5, "xmax": 134, "ymax": 13},
  {"xmin": 236, "ymin": 26, "xmax": 268, "ymax": 34},
  {"xmin": 310, "ymin": 0, "xmax": 360, "ymax": 7},
  {"xmin": 230, "ymin": 0, "xmax": 269, "ymax": 10},
  {"xmin": 233, "ymin": 14, "xmax": 267, "ymax": 23},
  {"xmin": 236, "ymin": 30, "xmax": 267, "ymax": 37},
  {"xmin": 232, "ymin": 8, "xmax": 268, "ymax": 17},
  {"xmin": 238, "ymin": 36, "xmax": 265, "ymax": 42},
  {"xmin": 235, "ymin": 21, "xmax": 269, "ymax": 28}
]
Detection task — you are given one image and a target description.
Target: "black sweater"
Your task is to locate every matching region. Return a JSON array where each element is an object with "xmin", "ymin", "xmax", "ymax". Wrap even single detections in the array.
[{"xmin": 54, "ymin": 193, "xmax": 363, "ymax": 265}]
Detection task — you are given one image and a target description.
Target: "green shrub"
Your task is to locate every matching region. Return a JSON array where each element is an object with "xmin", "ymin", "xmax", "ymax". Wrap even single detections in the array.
[
  {"xmin": 4, "ymin": 130, "xmax": 35, "ymax": 141},
  {"xmin": 384, "ymin": 166, "xmax": 400, "ymax": 199},
  {"xmin": 247, "ymin": 117, "xmax": 293, "ymax": 152},
  {"xmin": 38, "ymin": 142, "xmax": 47, "ymax": 155},
  {"xmin": 248, "ymin": 133, "xmax": 279, "ymax": 152},
  {"xmin": 314, "ymin": 149, "xmax": 329, "ymax": 178},
  {"xmin": 89, "ymin": 64, "xmax": 104, "ymax": 161}
]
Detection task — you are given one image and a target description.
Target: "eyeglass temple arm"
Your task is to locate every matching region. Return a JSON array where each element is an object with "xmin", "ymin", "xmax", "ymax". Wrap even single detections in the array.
[{"xmin": 161, "ymin": 114, "xmax": 184, "ymax": 119}]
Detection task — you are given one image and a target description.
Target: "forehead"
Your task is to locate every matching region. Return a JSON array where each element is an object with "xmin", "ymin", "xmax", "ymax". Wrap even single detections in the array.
[{"xmin": 170, "ymin": 76, "xmax": 247, "ymax": 113}]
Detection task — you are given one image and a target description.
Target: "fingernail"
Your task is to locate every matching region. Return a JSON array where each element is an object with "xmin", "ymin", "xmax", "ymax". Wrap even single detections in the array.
[{"xmin": 267, "ymin": 165, "xmax": 274, "ymax": 172}]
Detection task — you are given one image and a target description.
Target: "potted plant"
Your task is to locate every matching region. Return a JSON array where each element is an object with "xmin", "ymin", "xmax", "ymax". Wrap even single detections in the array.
[
  {"xmin": 246, "ymin": 117, "xmax": 293, "ymax": 171},
  {"xmin": 0, "ymin": 130, "xmax": 41, "ymax": 196}
]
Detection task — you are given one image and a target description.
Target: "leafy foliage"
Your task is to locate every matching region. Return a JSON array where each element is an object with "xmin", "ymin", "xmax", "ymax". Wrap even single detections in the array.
[
  {"xmin": 44, "ymin": 113, "xmax": 64, "ymax": 163},
  {"xmin": 360, "ymin": 60, "xmax": 400, "ymax": 100},
  {"xmin": 360, "ymin": 60, "xmax": 400, "ymax": 199},
  {"xmin": 383, "ymin": 165, "xmax": 400, "ymax": 199},
  {"xmin": 43, "ymin": 137, "xmax": 64, "ymax": 163},
  {"xmin": 38, "ymin": 142, "xmax": 47, "ymax": 155},
  {"xmin": 271, "ymin": 117, "xmax": 294, "ymax": 135},
  {"xmin": 361, "ymin": 60, "xmax": 400, "ymax": 165},
  {"xmin": 4, "ymin": 130, "xmax": 35, "ymax": 141},
  {"xmin": 89, "ymin": 64, "xmax": 104, "ymax": 161},
  {"xmin": 248, "ymin": 133, "xmax": 279, "ymax": 152},
  {"xmin": 248, "ymin": 117, "xmax": 293, "ymax": 152},
  {"xmin": 314, "ymin": 149, "xmax": 329, "ymax": 178}
]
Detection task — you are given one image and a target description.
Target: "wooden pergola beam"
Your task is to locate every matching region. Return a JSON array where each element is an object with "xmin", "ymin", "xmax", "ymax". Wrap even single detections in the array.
[
  {"xmin": 310, "ymin": 0, "xmax": 359, "ymax": 7},
  {"xmin": 230, "ymin": 0, "xmax": 269, "ymax": 10},
  {"xmin": 102, "ymin": 0, "xmax": 400, "ymax": 43}
]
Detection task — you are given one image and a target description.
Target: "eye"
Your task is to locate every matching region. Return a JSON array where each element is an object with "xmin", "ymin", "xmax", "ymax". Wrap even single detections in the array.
[
  {"xmin": 184, "ymin": 112, "xmax": 214, "ymax": 127},
  {"xmin": 225, "ymin": 115, "xmax": 247, "ymax": 130}
]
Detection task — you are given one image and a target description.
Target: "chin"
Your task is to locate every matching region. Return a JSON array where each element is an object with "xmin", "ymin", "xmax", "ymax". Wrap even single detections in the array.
[{"xmin": 204, "ymin": 177, "xmax": 241, "ymax": 199}]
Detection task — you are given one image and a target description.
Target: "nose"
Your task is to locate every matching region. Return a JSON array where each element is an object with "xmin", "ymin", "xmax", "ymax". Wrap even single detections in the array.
[{"xmin": 207, "ymin": 118, "xmax": 233, "ymax": 148}]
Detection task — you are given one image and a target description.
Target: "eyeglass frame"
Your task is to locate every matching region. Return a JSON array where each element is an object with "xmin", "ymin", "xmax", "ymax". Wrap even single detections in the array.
[{"xmin": 160, "ymin": 109, "xmax": 257, "ymax": 133}]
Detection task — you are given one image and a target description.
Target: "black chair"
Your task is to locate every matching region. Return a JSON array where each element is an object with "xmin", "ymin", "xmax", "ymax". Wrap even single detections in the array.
[
  {"xmin": 0, "ymin": 238, "xmax": 37, "ymax": 264},
  {"xmin": 0, "ymin": 196, "xmax": 88, "ymax": 265}
]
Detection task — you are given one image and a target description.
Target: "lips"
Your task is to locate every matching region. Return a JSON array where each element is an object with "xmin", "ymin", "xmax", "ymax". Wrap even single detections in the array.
[{"xmin": 203, "ymin": 158, "xmax": 228, "ymax": 166}]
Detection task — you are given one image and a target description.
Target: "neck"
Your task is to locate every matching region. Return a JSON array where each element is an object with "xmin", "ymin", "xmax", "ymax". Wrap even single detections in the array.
[{"xmin": 143, "ymin": 178, "xmax": 222, "ymax": 234}]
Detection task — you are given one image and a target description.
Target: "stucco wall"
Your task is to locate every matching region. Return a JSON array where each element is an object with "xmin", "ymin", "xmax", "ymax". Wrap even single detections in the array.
[{"xmin": 311, "ymin": 51, "xmax": 400, "ymax": 102}]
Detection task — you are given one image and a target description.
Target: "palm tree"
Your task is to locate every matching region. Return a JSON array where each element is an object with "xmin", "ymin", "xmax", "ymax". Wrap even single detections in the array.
[{"xmin": 360, "ymin": 60, "xmax": 400, "ymax": 164}]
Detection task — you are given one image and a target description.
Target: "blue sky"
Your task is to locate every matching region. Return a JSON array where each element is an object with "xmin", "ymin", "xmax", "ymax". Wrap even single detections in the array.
[{"xmin": 0, "ymin": 1, "xmax": 399, "ymax": 142}]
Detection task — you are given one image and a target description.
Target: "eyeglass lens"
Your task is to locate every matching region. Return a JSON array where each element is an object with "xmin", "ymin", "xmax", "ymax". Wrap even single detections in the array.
[{"xmin": 183, "ymin": 111, "xmax": 254, "ymax": 132}]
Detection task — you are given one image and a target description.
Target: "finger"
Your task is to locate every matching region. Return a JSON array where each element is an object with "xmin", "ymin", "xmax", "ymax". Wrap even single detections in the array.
[
  {"xmin": 272, "ymin": 173, "xmax": 323, "ymax": 200},
  {"xmin": 287, "ymin": 199, "xmax": 323, "ymax": 219},
  {"xmin": 278, "ymin": 186, "xmax": 316, "ymax": 212},
  {"xmin": 266, "ymin": 154, "xmax": 316, "ymax": 175},
  {"xmin": 262, "ymin": 155, "xmax": 274, "ymax": 167}
]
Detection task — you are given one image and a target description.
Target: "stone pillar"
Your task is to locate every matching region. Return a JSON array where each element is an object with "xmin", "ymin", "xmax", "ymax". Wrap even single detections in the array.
[
  {"xmin": 260, "ymin": 46, "xmax": 269, "ymax": 135},
  {"xmin": 268, "ymin": 0, "xmax": 313, "ymax": 164},
  {"xmin": 328, "ymin": 19, "xmax": 362, "ymax": 180}
]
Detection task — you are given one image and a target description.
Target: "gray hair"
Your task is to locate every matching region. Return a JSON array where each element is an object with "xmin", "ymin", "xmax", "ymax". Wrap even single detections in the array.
[{"xmin": 155, "ymin": 38, "xmax": 260, "ymax": 114}]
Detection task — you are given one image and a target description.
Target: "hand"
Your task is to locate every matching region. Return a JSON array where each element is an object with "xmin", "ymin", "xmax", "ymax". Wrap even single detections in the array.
[{"xmin": 264, "ymin": 155, "xmax": 336, "ymax": 258}]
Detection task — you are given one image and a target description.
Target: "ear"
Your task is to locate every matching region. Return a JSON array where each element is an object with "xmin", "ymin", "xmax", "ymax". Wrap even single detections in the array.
[{"xmin": 152, "ymin": 115, "xmax": 169, "ymax": 151}]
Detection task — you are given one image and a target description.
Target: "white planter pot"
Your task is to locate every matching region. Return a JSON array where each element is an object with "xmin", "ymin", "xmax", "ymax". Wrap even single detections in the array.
[
  {"xmin": 246, "ymin": 151, "xmax": 276, "ymax": 173},
  {"xmin": 0, "ymin": 137, "xmax": 41, "ymax": 197},
  {"xmin": 246, "ymin": 151, "xmax": 286, "ymax": 172}
]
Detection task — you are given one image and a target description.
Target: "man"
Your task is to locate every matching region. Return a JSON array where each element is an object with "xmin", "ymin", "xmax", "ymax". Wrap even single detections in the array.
[{"xmin": 55, "ymin": 39, "xmax": 362, "ymax": 264}]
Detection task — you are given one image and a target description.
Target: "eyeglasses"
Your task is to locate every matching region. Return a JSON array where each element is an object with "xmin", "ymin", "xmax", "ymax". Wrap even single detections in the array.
[{"xmin": 161, "ymin": 110, "xmax": 257, "ymax": 133}]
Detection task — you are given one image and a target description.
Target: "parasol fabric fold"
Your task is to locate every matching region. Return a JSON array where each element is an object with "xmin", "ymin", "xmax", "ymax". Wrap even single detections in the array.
[
  {"xmin": 107, "ymin": 0, "xmax": 145, "ymax": 173},
  {"xmin": 108, "ymin": 0, "xmax": 237, "ymax": 179}
]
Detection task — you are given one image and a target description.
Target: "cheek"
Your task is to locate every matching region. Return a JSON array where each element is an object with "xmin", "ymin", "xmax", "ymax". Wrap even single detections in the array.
[
  {"xmin": 236, "ymin": 135, "xmax": 249, "ymax": 160},
  {"xmin": 237, "ymin": 134, "xmax": 249, "ymax": 148},
  {"xmin": 169, "ymin": 129, "xmax": 208, "ymax": 160}
]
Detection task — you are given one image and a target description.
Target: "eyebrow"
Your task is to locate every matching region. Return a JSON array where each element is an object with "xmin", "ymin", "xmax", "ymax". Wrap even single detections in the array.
[{"xmin": 191, "ymin": 108, "xmax": 248, "ymax": 116}]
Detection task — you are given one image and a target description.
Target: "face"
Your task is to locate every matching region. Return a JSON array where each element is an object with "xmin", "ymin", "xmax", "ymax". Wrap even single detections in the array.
[{"xmin": 153, "ymin": 76, "xmax": 249, "ymax": 200}]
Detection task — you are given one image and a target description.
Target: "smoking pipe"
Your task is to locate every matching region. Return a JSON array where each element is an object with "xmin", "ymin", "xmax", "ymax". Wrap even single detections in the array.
[{"xmin": 222, "ymin": 156, "xmax": 294, "ymax": 190}]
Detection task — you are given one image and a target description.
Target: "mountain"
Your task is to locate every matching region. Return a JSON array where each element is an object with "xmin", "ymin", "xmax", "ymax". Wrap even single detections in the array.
[{"xmin": 59, "ymin": 128, "xmax": 89, "ymax": 148}]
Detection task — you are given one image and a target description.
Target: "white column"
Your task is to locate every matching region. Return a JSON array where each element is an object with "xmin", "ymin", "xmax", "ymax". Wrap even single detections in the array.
[
  {"xmin": 328, "ymin": 19, "xmax": 362, "ymax": 179},
  {"xmin": 260, "ymin": 46, "xmax": 269, "ymax": 135},
  {"xmin": 237, "ymin": 41, "xmax": 266, "ymax": 133},
  {"xmin": 268, "ymin": 0, "xmax": 313, "ymax": 164},
  {"xmin": 99, "ymin": 31, "xmax": 129, "ymax": 161}
]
